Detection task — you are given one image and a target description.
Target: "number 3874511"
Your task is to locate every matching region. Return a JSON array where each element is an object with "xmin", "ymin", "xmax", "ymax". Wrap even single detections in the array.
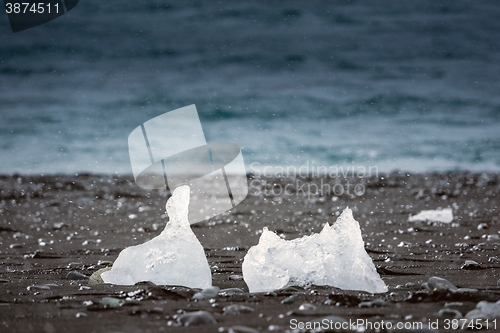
[{"xmin": 5, "ymin": 2, "xmax": 60, "ymax": 14}]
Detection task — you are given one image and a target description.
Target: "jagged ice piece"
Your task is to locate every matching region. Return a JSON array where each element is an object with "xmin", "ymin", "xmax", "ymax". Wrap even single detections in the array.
[
  {"xmin": 242, "ymin": 207, "xmax": 388, "ymax": 293},
  {"xmin": 101, "ymin": 185, "xmax": 211, "ymax": 288},
  {"xmin": 408, "ymin": 207, "xmax": 453, "ymax": 223}
]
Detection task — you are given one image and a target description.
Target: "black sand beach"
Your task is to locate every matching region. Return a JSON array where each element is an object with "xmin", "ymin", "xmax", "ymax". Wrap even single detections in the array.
[{"xmin": 0, "ymin": 172, "xmax": 499, "ymax": 332}]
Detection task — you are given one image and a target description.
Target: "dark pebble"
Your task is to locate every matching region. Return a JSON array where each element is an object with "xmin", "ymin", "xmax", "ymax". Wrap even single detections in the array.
[
  {"xmin": 31, "ymin": 251, "xmax": 61, "ymax": 259},
  {"xmin": 9, "ymin": 243, "xmax": 23, "ymax": 249},
  {"xmin": 134, "ymin": 281, "xmax": 156, "ymax": 287},
  {"xmin": 177, "ymin": 310, "xmax": 216, "ymax": 326},
  {"xmin": 99, "ymin": 297, "xmax": 124, "ymax": 308},
  {"xmin": 192, "ymin": 286, "xmax": 219, "ymax": 300},
  {"xmin": 0, "ymin": 279, "xmax": 9, "ymax": 283},
  {"xmin": 328, "ymin": 293, "xmax": 362, "ymax": 306},
  {"xmin": 66, "ymin": 271, "xmax": 89, "ymax": 280},
  {"xmin": 455, "ymin": 288, "xmax": 478, "ymax": 295},
  {"xmin": 228, "ymin": 325, "xmax": 260, "ymax": 333},
  {"xmin": 219, "ymin": 288, "xmax": 245, "ymax": 295},
  {"xmin": 428, "ymin": 276, "xmax": 457, "ymax": 292},
  {"xmin": 358, "ymin": 299, "xmax": 386, "ymax": 308},
  {"xmin": 438, "ymin": 308, "xmax": 462, "ymax": 318},
  {"xmin": 146, "ymin": 286, "xmax": 193, "ymax": 300},
  {"xmin": 223, "ymin": 304, "xmax": 255, "ymax": 315},
  {"xmin": 28, "ymin": 284, "xmax": 51, "ymax": 290}
]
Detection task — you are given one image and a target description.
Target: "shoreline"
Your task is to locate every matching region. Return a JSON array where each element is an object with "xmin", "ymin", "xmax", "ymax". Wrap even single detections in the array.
[{"xmin": 0, "ymin": 172, "xmax": 499, "ymax": 332}]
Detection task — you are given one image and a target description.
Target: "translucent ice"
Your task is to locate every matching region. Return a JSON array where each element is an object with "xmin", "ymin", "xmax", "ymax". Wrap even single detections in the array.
[
  {"xmin": 408, "ymin": 207, "xmax": 453, "ymax": 223},
  {"xmin": 101, "ymin": 185, "xmax": 211, "ymax": 288},
  {"xmin": 242, "ymin": 207, "xmax": 388, "ymax": 293}
]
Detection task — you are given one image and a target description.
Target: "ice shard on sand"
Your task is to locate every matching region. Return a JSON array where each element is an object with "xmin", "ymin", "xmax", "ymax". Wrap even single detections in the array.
[
  {"xmin": 242, "ymin": 207, "xmax": 388, "ymax": 293},
  {"xmin": 102, "ymin": 185, "xmax": 211, "ymax": 288},
  {"xmin": 408, "ymin": 207, "xmax": 453, "ymax": 224}
]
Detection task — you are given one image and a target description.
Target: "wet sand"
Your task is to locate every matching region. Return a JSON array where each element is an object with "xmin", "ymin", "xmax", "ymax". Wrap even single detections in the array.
[{"xmin": 0, "ymin": 172, "xmax": 499, "ymax": 332}]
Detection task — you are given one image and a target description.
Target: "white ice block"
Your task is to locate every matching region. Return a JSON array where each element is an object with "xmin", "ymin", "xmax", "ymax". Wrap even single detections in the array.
[
  {"xmin": 242, "ymin": 207, "xmax": 388, "ymax": 294},
  {"xmin": 101, "ymin": 185, "xmax": 211, "ymax": 288},
  {"xmin": 408, "ymin": 207, "xmax": 453, "ymax": 224}
]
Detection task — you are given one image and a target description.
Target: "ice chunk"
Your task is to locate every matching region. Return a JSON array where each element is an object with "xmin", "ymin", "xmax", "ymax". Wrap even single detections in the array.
[
  {"xmin": 408, "ymin": 207, "xmax": 453, "ymax": 223},
  {"xmin": 242, "ymin": 207, "xmax": 388, "ymax": 293},
  {"xmin": 101, "ymin": 185, "xmax": 211, "ymax": 288}
]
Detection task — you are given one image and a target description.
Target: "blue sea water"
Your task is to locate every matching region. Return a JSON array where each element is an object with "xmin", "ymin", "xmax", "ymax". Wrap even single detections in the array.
[{"xmin": 0, "ymin": 0, "xmax": 500, "ymax": 174}]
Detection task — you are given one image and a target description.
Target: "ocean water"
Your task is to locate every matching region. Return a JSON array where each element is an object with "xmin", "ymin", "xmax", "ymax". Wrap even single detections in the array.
[{"xmin": 1, "ymin": 0, "xmax": 500, "ymax": 175}]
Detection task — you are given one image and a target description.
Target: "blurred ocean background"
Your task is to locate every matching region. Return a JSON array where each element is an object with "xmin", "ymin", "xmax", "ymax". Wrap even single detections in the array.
[{"xmin": 1, "ymin": 0, "xmax": 500, "ymax": 175}]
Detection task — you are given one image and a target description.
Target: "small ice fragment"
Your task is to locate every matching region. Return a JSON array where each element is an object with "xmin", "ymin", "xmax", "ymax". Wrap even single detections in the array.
[
  {"xmin": 408, "ymin": 207, "xmax": 453, "ymax": 223},
  {"xmin": 101, "ymin": 185, "xmax": 211, "ymax": 288},
  {"xmin": 242, "ymin": 207, "xmax": 388, "ymax": 293}
]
